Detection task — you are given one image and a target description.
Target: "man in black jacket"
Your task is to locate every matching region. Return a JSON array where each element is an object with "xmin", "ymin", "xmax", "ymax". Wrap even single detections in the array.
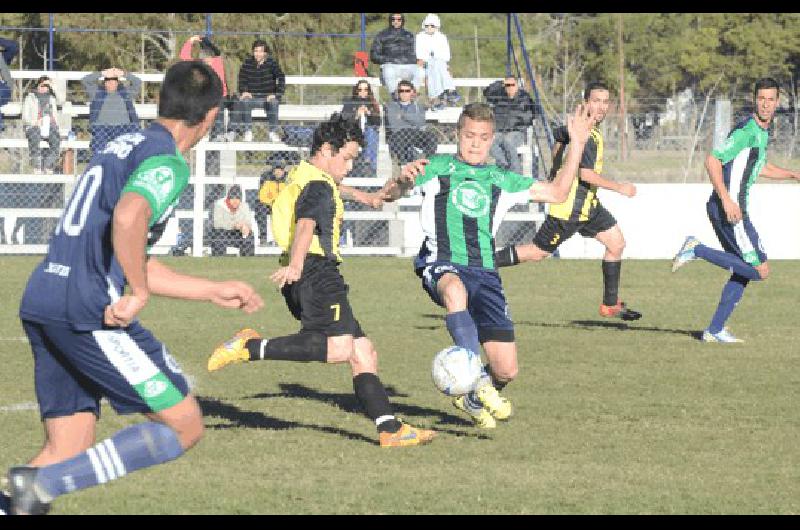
[
  {"xmin": 484, "ymin": 76, "xmax": 535, "ymax": 174},
  {"xmin": 370, "ymin": 13, "xmax": 421, "ymax": 97},
  {"xmin": 231, "ymin": 39, "xmax": 285, "ymax": 142}
]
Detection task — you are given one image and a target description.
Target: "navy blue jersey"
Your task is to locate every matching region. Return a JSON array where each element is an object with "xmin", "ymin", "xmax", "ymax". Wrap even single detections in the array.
[{"xmin": 20, "ymin": 122, "xmax": 190, "ymax": 330}]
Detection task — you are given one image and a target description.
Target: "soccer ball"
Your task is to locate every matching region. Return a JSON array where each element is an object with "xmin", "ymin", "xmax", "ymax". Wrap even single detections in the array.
[{"xmin": 431, "ymin": 346, "xmax": 482, "ymax": 396}]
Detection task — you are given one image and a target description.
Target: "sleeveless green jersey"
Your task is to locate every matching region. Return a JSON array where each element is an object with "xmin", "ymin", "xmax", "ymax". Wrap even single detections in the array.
[{"xmin": 415, "ymin": 154, "xmax": 535, "ymax": 269}]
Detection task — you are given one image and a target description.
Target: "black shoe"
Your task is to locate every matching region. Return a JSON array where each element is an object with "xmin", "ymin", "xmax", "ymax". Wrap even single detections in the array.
[
  {"xmin": 0, "ymin": 490, "xmax": 11, "ymax": 515},
  {"xmin": 8, "ymin": 466, "xmax": 50, "ymax": 515}
]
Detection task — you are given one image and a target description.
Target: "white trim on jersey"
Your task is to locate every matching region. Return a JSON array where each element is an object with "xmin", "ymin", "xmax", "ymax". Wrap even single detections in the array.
[
  {"xmin": 92, "ymin": 329, "xmax": 161, "ymax": 386},
  {"xmin": 728, "ymin": 148, "xmax": 751, "ymax": 206}
]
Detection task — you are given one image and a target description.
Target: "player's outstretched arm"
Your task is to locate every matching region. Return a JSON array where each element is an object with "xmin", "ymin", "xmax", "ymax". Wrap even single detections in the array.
[
  {"xmin": 759, "ymin": 162, "xmax": 800, "ymax": 181},
  {"xmin": 577, "ymin": 169, "xmax": 637, "ymax": 197},
  {"xmin": 529, "ymin": 104, "xmax": 592, "ymax": 204},
  {"xmin": 339, "ymin": 184, "xmax": 384, "ymax": 209},
  {"xmin": 381, "ymin": 159, "xmax": 427, "ymax": 202},
  {"xmin": 146, "ymin": 258, "xmax": 264, "ymax": 313},
  {"xmin": 270, "ymin": 218, "xmax": 315, "ymax": 288}
]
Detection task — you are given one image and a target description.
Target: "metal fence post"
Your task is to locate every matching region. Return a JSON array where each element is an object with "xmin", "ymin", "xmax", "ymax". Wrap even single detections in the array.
[
  {"xmin": 713, "ymin": 98, "xmax": 731, "ymax": 151},
  {"xmin": 192, "ymin": 141, "xmax": 207, "ymax": 257}
]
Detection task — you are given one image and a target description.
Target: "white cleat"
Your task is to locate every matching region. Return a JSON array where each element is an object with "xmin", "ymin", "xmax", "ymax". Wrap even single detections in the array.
[
  {"xmin": 702, "ymin": 327, "xmax": 744, "ymax": 343},
  {"xmin": 672, "ymin": 235, "xmax": 700, "ymax": 272}
]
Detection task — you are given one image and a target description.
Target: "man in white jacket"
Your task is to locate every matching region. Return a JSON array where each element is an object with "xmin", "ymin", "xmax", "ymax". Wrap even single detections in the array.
[
  {"xmin": 22, "ymin": 76, "xmax": 60, "ymax": 173},
  {"xmin": 415, "ymin": 13, "xmax": 460, "ymax": 110}
]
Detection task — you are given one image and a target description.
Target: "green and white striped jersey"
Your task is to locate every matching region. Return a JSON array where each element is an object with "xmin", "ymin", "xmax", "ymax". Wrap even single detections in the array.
[{"xmin": 414, "ymin": 154, "xmax": 535, "ymax": 270}]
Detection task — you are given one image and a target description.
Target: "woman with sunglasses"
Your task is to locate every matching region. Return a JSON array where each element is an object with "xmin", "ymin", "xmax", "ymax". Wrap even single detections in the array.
[
  {"xmin": 21, "ymin": 76, "xmax": 60, "ymax": 174},
  {"xmin": 415, "ymin": 13, "xmax": 461, "ymax": 111},
  {"xmin": 341, "ymin": 80, "xmax": 381, "ymax": 175}
]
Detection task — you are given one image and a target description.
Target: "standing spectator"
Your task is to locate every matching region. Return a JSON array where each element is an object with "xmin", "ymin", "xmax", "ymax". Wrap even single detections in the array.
[
  {"xmin": 484, "ymin": 76, "xmax": 535, "ymax": 174},
  {"xmin": 255, "ymin": 161, "xmax": 288, "ymax": 246},
  {"xmin": 81, "ymin": 67, "xmax": 141, "ymax": 154},
  {"xmin": 385, "ymin": 80, "xmax": 437, "ymax": 165},
  {"xmin": 179, "ymin": 34, "xmax": 228, "ymax": 140},
  {"xmin": 0, "ymin": 36, "xmax": 19, "ymax": 134},
  {"xmin": 231, "ymin": 39, "xmax": 285, "ymax": 143},
  {"xmin": 415, "ymin": 14, "xmax": 460, "ymax": 110},
  {"xmin": 341, "ymin": 80, "xmax": 381, "ymax": 174},
  {"xmin": 211, "ymin": 184, "xmax": 255, "ymax": 256},
  {"xmin": 22, "ymin": 76, "xmax": 60, "ymax": 174},
  {"xmin": 369, "ymin": 13, "xmax": 420, "ymax": 98}
]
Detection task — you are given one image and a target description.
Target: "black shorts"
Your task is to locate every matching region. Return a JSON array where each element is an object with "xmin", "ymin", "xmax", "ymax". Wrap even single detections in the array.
[
  {"xmin": 532, "ymin": 204, "xmax": 617, "ymax": 253},
  {"xmin": 281, "ymin": 256, "xmax": 364, "ymax": 338}
]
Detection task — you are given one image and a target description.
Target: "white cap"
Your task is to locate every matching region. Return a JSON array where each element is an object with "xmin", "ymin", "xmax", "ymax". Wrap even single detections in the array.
[{"xmin": 422, "ymin": 13, "xmax": 441, "ymax": 29}]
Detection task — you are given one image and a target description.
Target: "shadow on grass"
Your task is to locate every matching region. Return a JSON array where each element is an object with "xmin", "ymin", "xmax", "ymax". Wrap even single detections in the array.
[{"xmin": 516, "ymin": 319, "xmax": 701, "ymax": 339}]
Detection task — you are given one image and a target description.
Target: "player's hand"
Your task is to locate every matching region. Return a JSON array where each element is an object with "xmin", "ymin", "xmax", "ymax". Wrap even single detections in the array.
[
  {"xmin": 266, "ymin": 94, "xmax": 276, "ymax": 101},
  {"xmin": 401, "ymin": 159, "xmax": 429, "ymax": 182},
  {"xmin": 618, "ymin": 182, "xmax": 637, "ymax": 198},
  {"xmin": 210, "ymin": 281, "xmax": 264, "ymax": 313},
  {"xmin": 566, "ymin": 103, "xmax": 593, "ymax": 146},
  {"xmin": 270, "ymin": 265, "xmax": 302, "ymax": 289},
  {"xmin": 722, "ymin": 197, "xmax": 743, "ymax": 223},
  {"xmin": 241, "ymin": 92, "xmax": 252, "ymax": 100},
  {"xmin": 190, "ymin": 34, "xmax": 202, "ymax": 43},
  {"xmin": 103, "ymin": 293, "xmax": 149, "ymax": 327},
  {"xmin": 363, "ymin": 191, "xmax": 384, "ymax": 209}
]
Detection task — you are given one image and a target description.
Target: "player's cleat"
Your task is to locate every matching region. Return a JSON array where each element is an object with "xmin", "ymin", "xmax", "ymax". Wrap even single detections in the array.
[
  {"xmin": 701, "ymin": 327, "xmax": 744, "ymax": 343},
  {"xmin": 672, "ymin": 235, "xmax": 700, "ymax": 272},
  {"xmin": 207, "ymin": 328, "xmax": 261, "ymax": 372},
  {"xmin": 7, "ymin": 466, "xmax": 50, "ymax": 515},
  {"xmin": 453, "ymin": 395, "xmax": 497, "ymax": 429},
  {"xmin": 379, "ymin": 423, "xmax": 437, "ymax": 447},
  {"xmin": 599, "ymin": 301, "xmax": 642, "ymax": 321},
  {"xmin": 0, "ymin": 489, "xmax": 11, "ymax": 515},
  {"xmin": 475, "ymin": 384, "xmax": 513, "ymax": 420}
]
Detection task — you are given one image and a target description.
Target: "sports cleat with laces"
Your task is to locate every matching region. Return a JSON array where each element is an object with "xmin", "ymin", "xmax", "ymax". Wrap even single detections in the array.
[
  {"xmin": 453, "ymin": 395, "xmax": 497, "ymax": 429},
  {"xmin": 672, "ymin": 235, "xmax": 701, "ymax": 272},
  {"xmin": 702, "ymin": 327, "xmax": 744, "ymax": 343},
  {"xmin": 475, "ymin": 384, "xmax": 513, "ymax": 420},
  {"xmin": 8, "ymin": 466, "xmax": 51, "ymax": 515},
  {"xmin": 208, "ymin": 328, "xmax": 261, "ymax": 372},
  {"xmin": 379, "ymin": 423, "xmax": 437, "ymax": 447},
  {"xmin": 599, "ymin": 301, "xmax": 642, "ymax": 321}
]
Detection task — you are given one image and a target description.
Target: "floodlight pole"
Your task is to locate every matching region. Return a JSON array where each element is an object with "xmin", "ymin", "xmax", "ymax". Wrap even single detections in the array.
[
  {"xmin": 48, "ymin": 13, "xmax": 54, "ymax": 71},
  {"xmin": 206, "ymin": 13, "xmax": 213, "ymax": 37},
  {"xmin": 360, "ymin": 13, "xmax": 366, "ymax": 51}
]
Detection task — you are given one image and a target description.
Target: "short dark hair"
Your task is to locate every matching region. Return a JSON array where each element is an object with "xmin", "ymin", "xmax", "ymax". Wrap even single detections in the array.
[
  {"xmin": 397, "ymin": 79, "xmax": 415, "ymax": 92},
  {"xmin": 311, "ymin": 112, "xmax": 364, "ymax": 156},
  {"xmin": 753, "ymin": 77, "xmax": 780, "ymax": 99},
  {"xmin": 252, "ymin": 39, "xmax": 269, "ymax": 53},
  {"xmin": 158, "ymin": 60, "xmax": 223, "ymax": 126},
  {"xmin": 457, "ymin": 102, "xmax": 495, "ymax": 132},
  {"xmin": 227, "ymin": 184, "xmax": 242, "ymax": 200},
  {"xmin": 584, "ymin": 81, "xmax": 610, "ymax": 101}
]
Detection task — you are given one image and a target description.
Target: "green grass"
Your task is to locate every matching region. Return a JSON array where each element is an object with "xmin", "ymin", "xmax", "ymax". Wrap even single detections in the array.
[{"xmin": 1, "ymin": 256, "xmax": 799, "ymax": 514}]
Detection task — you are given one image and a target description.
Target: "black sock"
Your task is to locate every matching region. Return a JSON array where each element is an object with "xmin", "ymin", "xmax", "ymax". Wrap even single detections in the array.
[
  {"xmin": 353, "ymin": 373, "xmax": 402, "ymax": 433},
  {"xmin": 494, "ymin": 245, "xmax": 520, "ymax": 268},
  {"xmin": 246, "ymin": 332, "xmax": 327, "ymax": 362},
  {"xmin": 602, "ymin": 260, "xmax": 622, "ymax": 306},
  {"xmin": 484, "ymin": 364, "xmax": 508, "ymax": 392}
]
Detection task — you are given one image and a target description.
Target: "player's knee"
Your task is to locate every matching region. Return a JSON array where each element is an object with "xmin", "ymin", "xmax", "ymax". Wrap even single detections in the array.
[
  {"xmin": 327, "ymin": 335, "xmax": 355, "ymax": 364},
  {"xmin": 757, "ymin": 264, "xmax": 769, "ymax": 280},
  {"xmin": 439, "ymin": 278, "xmax": 468, "ymax": 310},
  {"xmin": 492, "ymin": 363, "xmax": 518, "ymax": 382}
]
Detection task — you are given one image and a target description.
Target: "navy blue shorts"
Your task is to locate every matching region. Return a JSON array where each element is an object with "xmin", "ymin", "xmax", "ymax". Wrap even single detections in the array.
[
  {"xmin": 416, "ymin": 262, "xmax": 515, "ymax": 343},
  {"xmin": 707, "ymin": 198, "xmax": 767, "ymax": 266},
  {"xmin": 22, "ymin": 320, "xmax": 190, "ymax": 420}
]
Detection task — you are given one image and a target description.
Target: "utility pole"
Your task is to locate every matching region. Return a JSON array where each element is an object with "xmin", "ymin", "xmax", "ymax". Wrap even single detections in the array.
[{"xmin": 617, "ymin": 13, "xmax": 627, "ymax": 161}]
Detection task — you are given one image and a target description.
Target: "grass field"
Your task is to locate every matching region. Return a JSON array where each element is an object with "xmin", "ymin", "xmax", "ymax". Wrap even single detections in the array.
[{"xmin": 1, "ymin": 256, "xmax": 798, "ymax": 514}]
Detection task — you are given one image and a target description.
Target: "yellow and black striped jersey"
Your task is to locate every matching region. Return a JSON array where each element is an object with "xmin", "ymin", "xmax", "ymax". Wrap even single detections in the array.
[{"xmin": 548, "ymin": 125, "xmax": 603, "ymax": 222}]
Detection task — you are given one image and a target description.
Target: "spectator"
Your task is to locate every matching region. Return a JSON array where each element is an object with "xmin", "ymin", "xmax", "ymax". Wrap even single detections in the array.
[
  {"xmin": 255, "ymin": 161, "xmax": 289, "ymax": 246},
  {"xmin": 385, "ymin": 80, "xmax": 437, "ymax": 165},
  {"xmin": 81, "ymin": 67, "xmax": 141, "ymax": 154},
  {"xmin": 341, "ymin": 80, "xmax": 381, "ymax": 174},
  {"xmin": 21, "ymin": 76, "xmax": 60, "ymax": 174},
  {"xmin": 369, "ymin": 13, "xmax": 421, "ymax": 98},
  {"xmin": 230, "ymin": 39, "xmax": 285, "ymax": 143},
  {"xmin": 0, "ymin": 36, "xmax": 19, "ymax": 134},
  {"xmin": 179, "ymin": 34, "xmax": 228, "ymax": 140},
  {"xmin": 484, "ymin": 76, "xmax": 535, "ymax": 174},
  {"xmin": 211, "ymin": 184, "xmax": 255, "ymax": 256},
  {"xmin": 415, "ymin": 14, "xmax": 460, "ymax": 110}
]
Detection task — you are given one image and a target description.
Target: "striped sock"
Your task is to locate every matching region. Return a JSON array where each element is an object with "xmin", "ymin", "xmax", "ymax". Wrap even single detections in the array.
[{"xmin": 34, "ymin": 422, "xmax": 184, "ymax": 501}]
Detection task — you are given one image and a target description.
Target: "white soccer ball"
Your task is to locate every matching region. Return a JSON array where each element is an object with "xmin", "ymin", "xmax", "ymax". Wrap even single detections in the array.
[{"xmin": 431, "ymin": 345, "xmax": 482, "ymax": 396}]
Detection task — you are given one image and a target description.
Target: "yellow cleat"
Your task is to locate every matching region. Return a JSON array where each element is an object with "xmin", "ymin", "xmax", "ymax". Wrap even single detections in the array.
[
  {"xmin": 207, "ymin": 328, "xmax": 261, "ymax": 372},
  {"xmin": 379, "ymin": 422, "xmax": 437, "ymax": 447},
  {"xmin": 453, "ymin": 395, "xmax": 496, "ymax": 429},
  {"xmin": 475, "ymin": 384, "xmax": 512, "ymax": 421}
]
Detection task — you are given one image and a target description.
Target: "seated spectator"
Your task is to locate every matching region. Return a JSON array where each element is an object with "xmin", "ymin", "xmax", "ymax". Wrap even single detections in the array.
[
  {"xmin": 230, "ymin": 39, "xmax": 285, "ymax": 143},
  {"xmin": 0, "ymin": 36, "xmax": 19, "ymax": 134},
  {"xmin": 416, "ymin": 14, "xmax": 460, "ymax": 110},
  {"xmin": 255, "ymin": 161, "xmax": 289, "ymax": 246},
  {"xmin": 341, "ymin": 80, "xmax": 381, "ymax": 175},
  {"xmin": 211, "ymin": 184, "xmax": 255, "ymax": 256},
  {"xmin": 484, "ymin": 76, "xmax": 535, "ymax": 174},
  {"xmin": 22, "ymin": 76, "xmax": 60, "ymax": 174},
  {"xmin": 180, "ymin": 34, "xmax": 228, "ymax": 140},
  {"xmin": 82, "ymin": 67, "xmax": 141, "ymax": 154},
  {"xmin": 385, "ymin": 80, "xmax": 437, "ymax": 165},
  {"xmin": 370, "ymin": 13, "xmax": 421, "ymax": 99}
]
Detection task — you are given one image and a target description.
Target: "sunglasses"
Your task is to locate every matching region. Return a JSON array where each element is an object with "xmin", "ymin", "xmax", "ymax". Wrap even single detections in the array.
[
  {"xmin": 357, "ymin": 87, "xmax": 370, "ymax": 91},
  {"xmin": 504, "ymin": 83, "xmax": 516, "ymax": 87},
  {"xmin": 398, "ymin": 89, "xmax": 413, "ymax": 93},
  {"xmin": 391, "ymin": 17, "xmax": 402, "ymax": 21},
  {"xmin": 424, "ymin": 24, "xmax": 436, "ymax": 28}
]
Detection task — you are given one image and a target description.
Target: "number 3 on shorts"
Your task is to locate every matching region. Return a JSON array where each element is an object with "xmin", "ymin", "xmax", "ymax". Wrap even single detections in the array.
[{"xmin": 330, "ymin": 303, "xmax": 340, "ymax": 321}]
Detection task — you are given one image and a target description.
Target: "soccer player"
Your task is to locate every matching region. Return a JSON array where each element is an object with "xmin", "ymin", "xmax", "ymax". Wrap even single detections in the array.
[
  {"xmin": 207, "ymin": 113, "xmax": 436, "ymax": 448},
  {"xmin": 493, "ymin": 82, "xmax": 642, "ymax": 321},
  {"xmin": 378, "ymin": 102, "xmax": 594, "ymax": 428},
  {"xmin": 5, "ymin": 61, "xmax": 264, "ymax": 515},
  {"xmin": 672, "ymin": 77, "xmax": 800, "ymax": 342}
]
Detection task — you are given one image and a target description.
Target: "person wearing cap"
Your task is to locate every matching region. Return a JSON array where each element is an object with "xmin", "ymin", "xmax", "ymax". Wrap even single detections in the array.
[
  {"xmin": 255, "ymin": 161, "xmax": 289, "ymax": 246},
  {"xmin": 81, "ymin": 67, "xmax": 141, "ymax": 154},
  {"xmin": 369, "ymin": 13, "xmax": 421, "ymax": 98},
  {"xmin": 415, "ymin": 14, "xmax": 460, "ymax": 110},
  {"xmin": 211, "ymin": 184, "xmax": 255, "ymax": 256}
]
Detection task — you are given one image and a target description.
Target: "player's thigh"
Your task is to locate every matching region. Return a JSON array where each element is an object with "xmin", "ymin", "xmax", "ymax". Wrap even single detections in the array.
[
  {"xmin": 592, "ymin": 223, "xmax": 625, "ymax": 254},
  {"xmin": 298, "ymin": 262, "xmax": 364, "ymax": 340},
  {"xmin": 532, "ymin": 215, "xmax": 578, "ymax": 254},
  {"xmin": 482, "ymin": 341, "xmax": 518, "ymax": 382},
  {"xmin": 437, "ymin": 272, "xmax": 469, "ymax": 311},
  {"xmin": 469, "ymin": 270, "xmax": 516, "ymax": 351},
  {"xmin": 580, "ymin": 204, "xmax": 619, "ymax": 241},
  {"xmin": 146, "ymin": 393, "xmax": 204, "ymax": 450}
]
